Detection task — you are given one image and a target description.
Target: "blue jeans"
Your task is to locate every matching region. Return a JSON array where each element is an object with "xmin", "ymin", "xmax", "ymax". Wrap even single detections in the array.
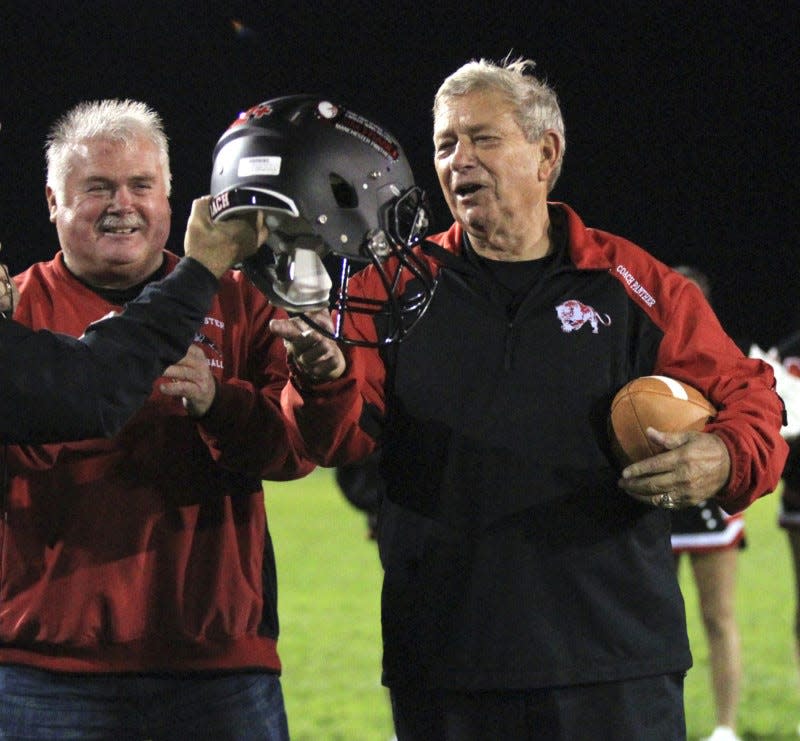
[{"xmin": 0, "ymin": 666, "xmax": 290, "ymax": 740}]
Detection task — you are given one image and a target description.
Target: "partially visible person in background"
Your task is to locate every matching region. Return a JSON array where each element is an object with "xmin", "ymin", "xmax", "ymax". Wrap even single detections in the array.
[
  {"xmin": 670, "ymin": 265, "xmax": 744, "ymax": 741},
  {"xmin": 773, "ymin": 328, "xmax": 800, "ymax": 737},
  {"xmin": 780, "ymin": 442, "xmax": 800, "ymax": 738}
]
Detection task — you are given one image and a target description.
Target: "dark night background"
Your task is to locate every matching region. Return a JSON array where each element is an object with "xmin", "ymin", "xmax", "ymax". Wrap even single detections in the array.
[{"xmin": 1, "ymin": 1, "xmax": 796, "ymax": 347}]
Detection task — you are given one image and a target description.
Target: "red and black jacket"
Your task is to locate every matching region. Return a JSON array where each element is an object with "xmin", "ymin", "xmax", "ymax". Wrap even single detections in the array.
[
  {"xmin": 285, "ymin": 202, "xmax": 787, "ymax": 690},
  {"xmin": 1, "ymin": 251, "xmax": 314, "ymax": 675}
]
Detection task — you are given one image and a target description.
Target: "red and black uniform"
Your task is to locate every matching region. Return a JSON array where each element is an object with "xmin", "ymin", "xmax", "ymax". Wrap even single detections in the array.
[
  {"xmin": 1, "ymin": 257, "xmax": 218, "ymax": 443},
  {"xmin": 777, "ymin": 334, "xmax": 800, "ymax": 529},
  {"xmin": 0, "ymin": 250, "xmax": 314, "ymax": 674},
  {"xmin": 670, "ymin": 505, "xmax": 745, "ymax": 553},
  {"xmin": 284, "ymin": 203, "xmax": 787, "ymax": 692},
  {"xmin": 780, "ymin": 441, "xmax": 800, "ymax": 529}
]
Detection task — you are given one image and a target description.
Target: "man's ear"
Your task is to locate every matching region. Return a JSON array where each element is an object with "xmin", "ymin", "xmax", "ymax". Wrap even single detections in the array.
[
  {"xmin": 45, "ymin": 186, "xmax": 58, "ymax": 223},
  {"xmin": 538, "ymin": 131, "xmax": 562, "ymax": 182}
]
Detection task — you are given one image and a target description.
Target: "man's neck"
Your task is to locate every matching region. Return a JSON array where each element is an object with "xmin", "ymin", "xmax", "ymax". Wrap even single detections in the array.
[
  {"xmin": 64, "ymin": 256, "xmax": 168, "ymax": 304},
  {"xmin": 469, "ymin": 223, "xmax": 552, "ymax": 262}
]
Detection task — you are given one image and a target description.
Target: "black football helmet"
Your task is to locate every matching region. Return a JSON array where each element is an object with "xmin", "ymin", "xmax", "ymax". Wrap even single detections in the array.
[{"xmin": 209, "ymin": 95, "xmax": 434, "ymax": 346}]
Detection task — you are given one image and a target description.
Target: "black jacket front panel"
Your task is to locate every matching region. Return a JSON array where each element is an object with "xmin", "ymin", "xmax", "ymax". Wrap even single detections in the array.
[{"xmin": 379, "ymin": 250, "xmax": 689, "ymax": 690}]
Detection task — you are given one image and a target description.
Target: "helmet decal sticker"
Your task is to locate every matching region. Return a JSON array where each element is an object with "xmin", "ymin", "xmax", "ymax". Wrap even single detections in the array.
[
  {"xmin": 317, "ymin": 101, "xmax": 339, "ymax": 119},
  {"xmin": 315, "ymin": 105, "xmax": 400, "ymax": 161},
  {"xmin": 237, "ymin": 156, "xmax": 282, "ymax": 177},
  {"xmin": 209, "ymin": 190, "xmax": 230, "ymax": 219},
  {"xmin": 228, "ymin": 102, "xmax": 274, "ymax": 129}
]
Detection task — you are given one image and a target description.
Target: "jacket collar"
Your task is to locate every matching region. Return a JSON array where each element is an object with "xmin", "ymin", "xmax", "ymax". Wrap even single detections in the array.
[{"xmin": 425, "ymin": 202, "xmax": 615, "ymax": 272}]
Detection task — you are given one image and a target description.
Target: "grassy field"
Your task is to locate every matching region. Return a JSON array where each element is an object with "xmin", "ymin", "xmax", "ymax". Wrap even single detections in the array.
[
  {"xmin": 267, "ymin": 469, "xmax": 800, "ymax": 740},
  {"xmin": 680, "ymin": 482, "xmax": 800, "ymax": 740},
  {"xmin": 267, "ymin": 468, "xmax": 392, "ymax": 741}
]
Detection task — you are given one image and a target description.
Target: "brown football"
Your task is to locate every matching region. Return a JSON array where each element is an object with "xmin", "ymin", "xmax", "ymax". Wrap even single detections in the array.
[{"xmin": 608, "ymin": 375, "xmax": 717, "ymax": 466}]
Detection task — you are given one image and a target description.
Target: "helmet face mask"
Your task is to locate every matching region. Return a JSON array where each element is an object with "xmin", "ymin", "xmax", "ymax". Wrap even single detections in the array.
[{"xmin": 210, "ymin": 95, "xmax": 434, "ymax": 346}]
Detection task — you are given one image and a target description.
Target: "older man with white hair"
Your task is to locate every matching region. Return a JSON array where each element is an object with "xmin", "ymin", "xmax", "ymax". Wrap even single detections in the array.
[{"xmin": 272, "ymin": 57, "xmax": 787, "ymax": 740}]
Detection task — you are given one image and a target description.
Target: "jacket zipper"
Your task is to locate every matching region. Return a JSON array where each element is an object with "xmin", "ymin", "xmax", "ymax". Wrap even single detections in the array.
[{"xmin": 504, "ymin": 321, "xmax": 515, "ymax": 370}]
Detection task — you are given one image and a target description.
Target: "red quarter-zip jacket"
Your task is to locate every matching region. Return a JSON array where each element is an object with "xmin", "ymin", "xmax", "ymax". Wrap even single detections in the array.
[{"xmin": 1, "ymin": 250, "xmax": 314, "ymax": 674}]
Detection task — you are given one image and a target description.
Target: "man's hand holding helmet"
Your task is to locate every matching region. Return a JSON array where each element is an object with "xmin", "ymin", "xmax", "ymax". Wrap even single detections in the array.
[
  {"xmin": 269, "ymin": 312, "xmax": 346, "ymax": 383},
  {"xmin": 183, "ymin": 196, "xmax": 268, "ymax": 279}
]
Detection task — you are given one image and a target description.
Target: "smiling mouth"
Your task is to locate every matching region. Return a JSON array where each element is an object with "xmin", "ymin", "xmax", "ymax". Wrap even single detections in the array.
[{"xmin": 99, "ymin": 221, "xmax": 142, "ymax": 235}]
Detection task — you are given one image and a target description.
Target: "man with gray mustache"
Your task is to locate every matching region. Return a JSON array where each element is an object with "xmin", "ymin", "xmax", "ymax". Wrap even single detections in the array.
[{"xmin": 1, "ymin": 99, "xmax": 312, "ymax": 739}]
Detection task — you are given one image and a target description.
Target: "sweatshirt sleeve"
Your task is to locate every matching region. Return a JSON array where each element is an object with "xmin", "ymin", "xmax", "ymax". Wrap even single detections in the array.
[
  {"xmin": 653, "ymin": 276, "xmax": 788, "ymax": 513},
  {"xmin": 1, "ymin": 257, "xmax": 217, "ymax": 443}
]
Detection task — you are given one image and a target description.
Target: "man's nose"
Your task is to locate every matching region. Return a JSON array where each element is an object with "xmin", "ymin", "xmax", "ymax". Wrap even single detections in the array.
[
  {"xmin": 450, "ymin": 140, "xmax": 475, "ymax": 169},
  {"xmin": 109, "ymin": 186, "xmax": 134, "ymax": 210}
]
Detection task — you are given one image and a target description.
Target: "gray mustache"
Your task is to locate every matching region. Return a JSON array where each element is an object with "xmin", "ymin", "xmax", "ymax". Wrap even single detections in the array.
[{"xmin": 98, "ymin": 216, "xmax": 145, "ymax": 230}]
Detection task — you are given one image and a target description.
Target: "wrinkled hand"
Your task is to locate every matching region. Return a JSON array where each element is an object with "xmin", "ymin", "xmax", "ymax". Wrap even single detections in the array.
[
  {"xmin": 183, "ymin": 196, "xmax": 268, "ymax": 278},
  {"xmin": 269, "ymin": 310, "xmax": 346, "ymax": 382},
  {"xmin": 159, "ymin": 344, "xmax": 217, "ymax": 417},
  {"xmin": 618, "ymin": 428, "xmax": 731, "ymax": 510},
  {"xmin": 0, "ymin": 263, "xmax": 19, "ymax": 316}
]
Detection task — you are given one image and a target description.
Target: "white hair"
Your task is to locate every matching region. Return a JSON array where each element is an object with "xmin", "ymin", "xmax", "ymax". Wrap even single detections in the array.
[
  {"xmin": 434, "ymin": 56, "xmax": 566, "ymax": 191},
  {"xmin": 45, "ymin": 99, "xmax": 172, "ymax": 201}
]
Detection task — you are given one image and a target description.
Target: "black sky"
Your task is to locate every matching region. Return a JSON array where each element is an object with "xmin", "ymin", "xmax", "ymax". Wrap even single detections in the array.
[{"xmin": 1, "ymin": 0, "xmax": 796, "ymax": 345}]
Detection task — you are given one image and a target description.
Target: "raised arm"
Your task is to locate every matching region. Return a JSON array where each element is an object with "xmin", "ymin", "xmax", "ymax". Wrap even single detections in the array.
[{"xmin": 0, "ymin": 197, "xmax": 265, "ymax": 442}]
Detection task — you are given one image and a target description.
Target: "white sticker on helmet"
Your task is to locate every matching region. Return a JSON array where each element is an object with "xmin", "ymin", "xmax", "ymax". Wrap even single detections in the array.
[
  {"xmin": 318, "ymin": 101, "xmax": 338, "ymax": 119},
  {"xmin": 238, "ymin": 156, "xmax": 282, "ymax": 177}
]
